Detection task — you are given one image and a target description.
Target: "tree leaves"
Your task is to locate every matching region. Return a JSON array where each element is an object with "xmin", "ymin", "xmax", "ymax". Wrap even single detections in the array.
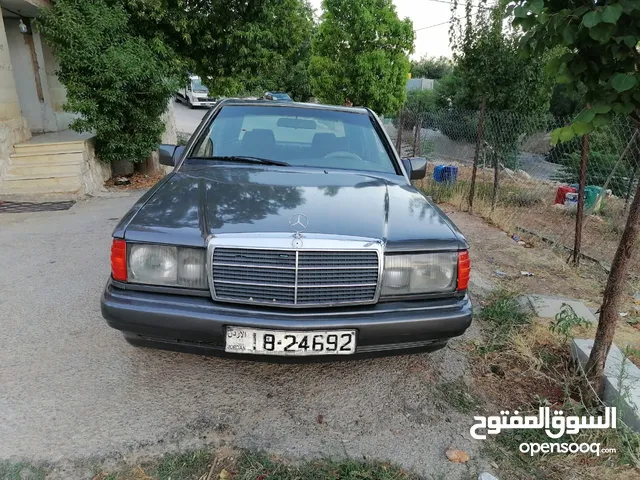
[
  {"xmin": 602, "ymin": 4, "xmax": 623, "ymax": 24},
  {"xmin": 582, "ymin": 10, "xmax": 601, "ymax": 28},
  {"xmin": 611, "ymin": 73, "xmax": 638, "ymax": 92},
  {"xmin": 588, "ymin": 23, "xmax": 616, "ymax": 43}
]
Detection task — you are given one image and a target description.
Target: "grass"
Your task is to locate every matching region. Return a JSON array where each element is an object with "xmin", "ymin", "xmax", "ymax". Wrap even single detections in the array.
[
  {"xmin": 88, "ymin": 451, "xmax": 419, "ymax": 480},
  {"xmin": 475, "ymin": 290, "xmax": 532, "ymax": 354},
  {"xmin": 0, "ymin": 462, "xmax": 48, "ymax": 480},
  {"xmin": 436, "ymin": 377, "xmax": 480, "ymax": 414},
  {"xmin": 470, "ymin": 292, "xmax": 640, "ymax": 479}
]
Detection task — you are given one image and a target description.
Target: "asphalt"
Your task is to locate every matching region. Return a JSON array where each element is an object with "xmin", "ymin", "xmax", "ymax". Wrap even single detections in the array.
[
  {"xmin": 174, "ymin": 100, "xmax": 208, "ymax": 134},
  {"xmin": 0, "ymin": 193, "xmax": 488, "ymax": 478}
]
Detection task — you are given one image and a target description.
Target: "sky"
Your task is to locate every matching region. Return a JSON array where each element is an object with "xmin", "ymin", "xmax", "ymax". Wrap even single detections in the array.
[{"xmin": 308, "ymin": 0, "xmax": 459, "ymax": 59}]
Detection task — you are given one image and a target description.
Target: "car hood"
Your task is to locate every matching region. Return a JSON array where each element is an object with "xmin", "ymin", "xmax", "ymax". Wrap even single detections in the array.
[{"xmin": 118, "ymin": 165, "xmax": 467, "ymax": 251}]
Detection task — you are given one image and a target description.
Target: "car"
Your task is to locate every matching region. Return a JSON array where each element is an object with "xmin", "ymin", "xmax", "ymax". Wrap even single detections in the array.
[
  {"xmin": 176, "ymin": 75, "xmax": 217, "ymax": 108},
  {"xmin": 101, "ymin": 99, "xmax": 472, "ymax": 360},
  {"xmin": 263, "ymin": 91, "xmax": 293, "ymax": 101}
]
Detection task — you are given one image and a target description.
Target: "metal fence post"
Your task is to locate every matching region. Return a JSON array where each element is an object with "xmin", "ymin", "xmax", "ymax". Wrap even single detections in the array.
[
  {"xmin": 469, "ymin": 100, "xmax": 486, "ymax": 213},
  {"xmin": 572, "ymin": 134, "xmax": 589, "ymax": 266},
  {"xmin": 395, "ymin": 109, "xmax": 404, "ymax": 155}
]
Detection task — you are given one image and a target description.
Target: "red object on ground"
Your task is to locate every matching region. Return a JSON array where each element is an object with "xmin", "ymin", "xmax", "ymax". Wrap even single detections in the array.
[{"xmin": 555, "ymin": 185, "xmax": 577, "ymax": 205}]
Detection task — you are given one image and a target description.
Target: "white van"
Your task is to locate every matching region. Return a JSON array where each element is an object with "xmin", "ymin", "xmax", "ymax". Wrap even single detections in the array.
[{"xmin": 176, "ymin": 76, "xmax": 217, "ymax": 108}]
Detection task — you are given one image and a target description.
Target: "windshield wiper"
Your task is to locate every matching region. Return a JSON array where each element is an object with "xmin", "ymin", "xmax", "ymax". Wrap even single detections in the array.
[{"xmin": 191, "ymin": 155, "xmax": 290, "ymax": 167}]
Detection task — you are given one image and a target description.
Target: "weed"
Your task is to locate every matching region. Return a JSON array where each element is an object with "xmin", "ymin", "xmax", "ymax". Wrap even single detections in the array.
[
  {"xmin": 549, "ymin": 303, "xmax": 592, "ymax": 343},
  {"xmin": 477, "ymin": 290, "xmax": 532, "ymax": 353},
  {"xmin": 436, "ymin": 378, "xmax": 480, "ymax": 414},
  {"xmin": 234, "ymin": 453, "xmax": 417, "ymax": 480},
  {"xmin": 0, "ymin": 462, "xmax": 48, "ymax": 480},
  {"xmin": 151, "ymin": 450, "xmax": 212, "ymax": 480}
]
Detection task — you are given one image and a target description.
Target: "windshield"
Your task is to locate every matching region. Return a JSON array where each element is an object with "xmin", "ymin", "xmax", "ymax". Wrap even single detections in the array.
[
  {"xmin": 272, "ymin": 93, "xmax": 291, "ymax": 100},
  {"xmin": 191, "ymin": 78, "xmax": 208, "ymax": 93},
  {"xmin": 191, "ymin": 106, "xmax": 397, "ymax": 175}
]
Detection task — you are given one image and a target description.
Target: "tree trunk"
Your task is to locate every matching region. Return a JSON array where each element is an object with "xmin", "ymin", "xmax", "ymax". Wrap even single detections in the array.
[
  {"xmin": 624, "ymin": 161, "xmax": 638, "ymax": 212},
  {"xmin": 413, "ymin": 117, "xmax": 422, "ymax": 156},
  {"xmin": 469, "ymin": 100, "xmax": 486, "ymax": 213},
  {"xmin": 572, "ymin": 134, "xmax": 589, "ymax": 266},
  {"xmin": 585, "ymin": 173, "xmax": 640, "ymax": 397}
]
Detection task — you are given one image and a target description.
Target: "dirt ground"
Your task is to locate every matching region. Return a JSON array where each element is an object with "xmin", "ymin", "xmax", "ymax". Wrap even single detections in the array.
[{"xmin": 446, "ymin": 209, "xmax": 640, "ymax": 363}]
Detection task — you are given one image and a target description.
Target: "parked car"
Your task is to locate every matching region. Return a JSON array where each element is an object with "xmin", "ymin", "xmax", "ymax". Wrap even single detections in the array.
[
  {"xmin": 176, "ymin": 75, "xmax": 217, "ymax": 108},
  {"xmin": 263, "ymin": 91, "xmax": 293, "ymax": 101},
  {"xmin": 101, "ymin": 100, "xmax": 472, "ymax": 360}
]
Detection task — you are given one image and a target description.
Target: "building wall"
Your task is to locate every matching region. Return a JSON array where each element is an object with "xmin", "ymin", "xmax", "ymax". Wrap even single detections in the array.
[
  {"xmin": 41, "ymin": 39, "xmax": 76, "ymax": 131},
  {"xmin": 0, "ymin": 13, "xmax": 30, "ymax": 183},
  {"xmin": 4, "ymin": 17, "xmax": 45, "ymax": 132}
]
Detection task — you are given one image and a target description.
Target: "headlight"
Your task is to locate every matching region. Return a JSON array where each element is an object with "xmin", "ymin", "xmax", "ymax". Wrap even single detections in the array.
[
  {"xmin": 128, "ymin": 244, "xmax": 207, "ymax": 289},
  {"xmin": 381, "ymin": 252, "xmax": 457, "ymax": 296}
]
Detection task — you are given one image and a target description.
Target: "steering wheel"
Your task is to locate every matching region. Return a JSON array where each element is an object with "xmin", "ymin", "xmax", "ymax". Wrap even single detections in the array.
[{"xmin": 323, "ymin": 151, "xmax": 364, "ymax": 162}]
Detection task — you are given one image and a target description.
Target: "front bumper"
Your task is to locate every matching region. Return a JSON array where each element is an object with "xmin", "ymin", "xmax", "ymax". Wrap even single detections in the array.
[
  {"xmin": 191, "ymin": 99, "xmax": 216, "ymax": 107},
  {"xmin": 101, "ymin": 280, "xmax": 473, "ymax": 360}
]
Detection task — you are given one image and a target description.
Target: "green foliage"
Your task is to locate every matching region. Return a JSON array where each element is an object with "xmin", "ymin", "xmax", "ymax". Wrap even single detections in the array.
[
  {"xmin": 448, "ymin": 3, "xmax": 553, "ymax": 168},
  {"xmin": 37, "ymin": 0, "xmax": 181, "ymax": 163},
  {"xmin": 553, "ymin": 117, "xmax": 639, "ymax": 195},
  {"xmin": 309, "ymin": 0, "xmax": 415, "ymax": 114},
  {"xmin": 396, "ymin": 89, "xmax": 436, "ymax": 129},
  {"xmin": 550, "ymin": 303, "xmax": 591, "ymax": 343},
  {"xmin": 410, "ymin": 55, "xmax": 453, "ymax": 80},
  {"xmin": 478, "ymin": 290, "xmax": 532, "ymax": 353},
  {"xmin": 512, "ymin": 0, "xmax": 640, "ymax": 142},
  {"xmin": 124, "ymin": 0, "xmax": 315, "ymax": 98}
]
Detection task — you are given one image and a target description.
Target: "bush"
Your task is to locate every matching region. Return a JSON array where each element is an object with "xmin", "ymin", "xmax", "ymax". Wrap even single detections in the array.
[
  {"xmin": 435, "ymin": 109, "xmax": 478, "ymax": 143},
  {"xmin": 552, "ymin": 118, "xmax": 639, "ymax": 196},
  {"xmin": 37, "ymin": 0, "xmax": 182, "ymax": 163},
  {"xmin": 393, "ymin": 89, "xmax": 435, "ymax": 130}
]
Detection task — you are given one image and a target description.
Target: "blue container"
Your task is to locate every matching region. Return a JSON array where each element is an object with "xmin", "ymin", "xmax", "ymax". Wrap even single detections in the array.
[{"xmin": 433, "ymin": 165, "xmax": 458, "ymax": 184}]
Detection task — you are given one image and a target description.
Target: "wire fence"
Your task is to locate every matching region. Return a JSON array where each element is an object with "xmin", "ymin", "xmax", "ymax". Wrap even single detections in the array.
[{"xmin": 383, "ymin": 106, "xmax": 640, "ymax": 273}]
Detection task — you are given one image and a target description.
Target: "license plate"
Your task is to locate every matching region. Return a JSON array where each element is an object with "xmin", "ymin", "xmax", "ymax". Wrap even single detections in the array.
[{"xmin": 225, "ymin": 327, "xmax": 357, "ymax": 356}]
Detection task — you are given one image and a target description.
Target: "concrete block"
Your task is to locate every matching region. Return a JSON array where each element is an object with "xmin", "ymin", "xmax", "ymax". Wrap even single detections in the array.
[
  {"xmin": 571, "ymin": 339, "xmax": 640, "ymax": 432},
  {"xmin": 468, "ymin": 270, "xmax": 495, "ymax": 297},
  {"xmin": 527, "ymin": 294, "xmax": 597, "ymax": 323}
]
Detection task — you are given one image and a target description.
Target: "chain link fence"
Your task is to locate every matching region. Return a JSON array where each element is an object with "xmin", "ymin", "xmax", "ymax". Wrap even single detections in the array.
[{"xmin": 383, "ymin": 106, "xmax": 640, "ymax": 273}]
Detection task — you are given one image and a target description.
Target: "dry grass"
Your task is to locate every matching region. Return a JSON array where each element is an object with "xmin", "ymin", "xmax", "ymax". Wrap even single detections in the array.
[{"xmin": 470, "ymin": 291, "xmax": 640, "ymax": 479}]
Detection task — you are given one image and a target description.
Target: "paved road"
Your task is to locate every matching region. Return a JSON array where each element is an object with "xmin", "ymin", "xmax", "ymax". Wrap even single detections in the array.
[
  {"xmin": 0, "ymin": 194, "xmax": 486, "ymax": 478},
  {"xmin": 174, "ymin": 100, "xmax": 208, "ymax": 134}
]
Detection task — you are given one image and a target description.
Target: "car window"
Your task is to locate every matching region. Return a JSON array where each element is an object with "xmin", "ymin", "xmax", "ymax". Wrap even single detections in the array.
[{"xmin": 192, "ymin": 105, "xmax": 397, "ymax": 175}]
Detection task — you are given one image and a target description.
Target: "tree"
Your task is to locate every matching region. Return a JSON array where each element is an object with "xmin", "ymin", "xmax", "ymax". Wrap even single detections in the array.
[
  {"xmin": 123, "ymin": 0, "xmax": 316, "ymax": 97},
  {"xmin": 447, "ymin": 0, "xmax": 553, "ymax": 210},
  {"xmin": 410, "ymin": 55, "xmax": 453, "ymax": 79},
  {"xmin": 308, "ymin": 0, "xmax": 414, "ymax": 115},
  {"xmin": 513, "ymin": 0, "xmax": 640, "ymax": 398},
  {"xmin": 37, "ymin": 0, "xmax": 182, "ymax": 164}
]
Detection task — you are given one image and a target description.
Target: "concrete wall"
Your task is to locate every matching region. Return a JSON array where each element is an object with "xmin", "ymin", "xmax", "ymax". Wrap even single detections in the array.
[
  {"xmin": 41, "ymin": 39, "xmax": 76, "ymax": 131},
  {"xmin": 0, "ymin": 13, "xmax": 30, "ymax": 184},
  {"xmin": 4, "ymin": 17, "xmax": 44, "ymax": 132}
]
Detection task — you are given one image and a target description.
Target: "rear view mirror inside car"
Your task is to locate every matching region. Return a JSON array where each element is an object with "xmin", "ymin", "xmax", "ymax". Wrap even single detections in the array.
[{"xmin": 277, "ymin": 117, "xmax": 317, "ymax": 130}]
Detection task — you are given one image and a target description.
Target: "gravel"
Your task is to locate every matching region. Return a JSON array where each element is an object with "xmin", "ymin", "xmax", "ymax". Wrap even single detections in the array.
[{"xmin": 0, "ymin": 193, "xmax": 487, "ymax": 478}]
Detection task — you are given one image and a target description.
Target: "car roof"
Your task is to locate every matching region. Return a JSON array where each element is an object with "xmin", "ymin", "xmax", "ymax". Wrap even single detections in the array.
[{"xmin": 217, "ymin": 98, "xmax": 370, "ymax": 115}]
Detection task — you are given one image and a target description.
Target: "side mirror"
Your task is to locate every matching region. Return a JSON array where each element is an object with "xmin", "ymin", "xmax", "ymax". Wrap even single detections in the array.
[
  {"xmin": 401, "ymin": 157, "xmax": 427, "ymax": 180},
  {"xmin": 159, "ymin": 144, "xmax": 185, "ymax": 166}
]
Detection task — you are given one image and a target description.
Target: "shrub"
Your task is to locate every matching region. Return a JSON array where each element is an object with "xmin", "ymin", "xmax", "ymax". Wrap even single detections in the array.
[
  {"xmin": 37, "ymin": 0, "xmax": 182, "ymax": 164},
  {"xmin": 552, "ymin": 118, "xmax": 639, "ymax": 196}
]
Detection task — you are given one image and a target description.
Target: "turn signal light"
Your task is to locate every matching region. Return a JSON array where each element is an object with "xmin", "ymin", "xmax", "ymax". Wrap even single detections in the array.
[
  {"xmin": 457, "ymin": 250, "xmax": 470, "ymax": 291},
  {"xmin": 111, "ymin": 239, "xmax": 127, "ymax": 281}
]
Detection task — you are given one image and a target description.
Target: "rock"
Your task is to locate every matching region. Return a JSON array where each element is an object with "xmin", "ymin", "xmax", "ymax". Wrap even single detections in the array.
[
  {"xmin": 516, "ymin": 169, "xmax": 531, "ymax": 179},
  {"xmin": 503, "ymin": 167, "xmax": 515, "ymax": 176},
  {"xmin": 446, "ymin": 448, "xmax": 470, "ymax": 463},
  {"xmin": 479, "ymin": 473, "xmax": 499, "ymax": 480},
  {"xmin": 114, "ymin": 177, "xmax": 130, "ymax": 186}
]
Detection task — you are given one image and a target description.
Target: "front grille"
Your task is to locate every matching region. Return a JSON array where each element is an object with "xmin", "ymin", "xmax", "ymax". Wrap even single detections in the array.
[{"xmin": 211, "ymin": 247, "xmax": 380, "ymax": 307}]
